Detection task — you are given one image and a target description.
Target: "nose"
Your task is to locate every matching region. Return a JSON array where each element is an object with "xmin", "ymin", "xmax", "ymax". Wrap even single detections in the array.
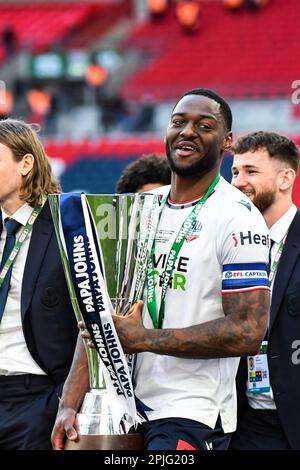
[
  {"xmin": 180, "ymin": 121, "xmax": 197, "ymax": 137},
  {"xmin": 232, "ymin": 172, "xmax": 248, "ymax": 188}
]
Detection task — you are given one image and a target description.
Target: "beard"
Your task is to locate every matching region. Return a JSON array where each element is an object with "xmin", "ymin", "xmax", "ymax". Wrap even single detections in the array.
[
  {"xmin": 251, "ymin": 188, "xmax": 276, "ymax": 213},
  {"xmin": 166, "ymin": 141, "xmax": 220, "ymax": 178}
]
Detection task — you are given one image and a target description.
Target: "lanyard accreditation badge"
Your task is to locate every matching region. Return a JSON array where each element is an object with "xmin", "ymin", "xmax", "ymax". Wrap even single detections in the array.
[
  {"xmin": 147, "ymin": 175, "xmax": 220, "ymax": 329},
  {"xmin": 247, "ymin": 341, "xmax": 271, "ymax": 394}
]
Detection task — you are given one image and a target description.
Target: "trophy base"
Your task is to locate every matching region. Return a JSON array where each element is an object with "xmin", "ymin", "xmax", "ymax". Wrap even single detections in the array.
[{"xmin": 64, "ymin": 432, "xmax": 144, "ymax": 450}]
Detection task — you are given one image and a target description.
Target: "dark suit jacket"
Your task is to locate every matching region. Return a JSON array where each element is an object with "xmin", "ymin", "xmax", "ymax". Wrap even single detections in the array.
[
  {"xmin": 1, "ymin": 201, "xmax": 78, "ymax": 385},
  {"xmin": 236, "ymin": 209, "xmax": 300, "ymax": 449}
]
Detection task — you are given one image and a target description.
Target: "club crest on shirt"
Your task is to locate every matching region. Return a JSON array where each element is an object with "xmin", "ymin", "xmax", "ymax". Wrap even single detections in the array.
[
  {"xmin": 186, "ymin": 220, "xmax": 202, "ymax": 242},
  {"xmin": 237, "ymin": 199, "xmax": 251, "ymax": 211}
]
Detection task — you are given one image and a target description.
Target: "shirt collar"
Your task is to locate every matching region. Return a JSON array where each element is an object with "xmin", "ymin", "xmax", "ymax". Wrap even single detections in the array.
[
  {"xmin": 269, "ymin": 204, "xmax": 297, "ymax": 244},
  {"xmin": 1, "ymin": 203, "xmax": 34, "ymax": 227}
]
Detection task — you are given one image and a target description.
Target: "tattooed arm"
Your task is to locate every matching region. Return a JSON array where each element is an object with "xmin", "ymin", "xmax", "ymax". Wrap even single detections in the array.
[{"xmin": 113, "ymin": 289, "xmax": 269, "ymax": 358}]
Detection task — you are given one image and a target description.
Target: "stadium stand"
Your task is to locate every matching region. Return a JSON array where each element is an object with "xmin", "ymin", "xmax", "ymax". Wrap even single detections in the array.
[
  {"xmin": 62, "ymin": 1, "xmax": 132, "ymax": 49},
  {"xmin": 0, "ymin": 0, "xmax": 299, "ymax": 205},
  {"xmin": 0, "ymin": 4, "xmax": 95, "ymax": 57},
  {"xmin": 122, "ymin": 0, "xmax": 300, "ymax": 100}
]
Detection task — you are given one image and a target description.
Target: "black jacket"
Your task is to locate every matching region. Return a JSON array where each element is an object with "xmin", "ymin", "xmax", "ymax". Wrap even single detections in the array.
[
  {"xmin": 236, "ymin": 209, "xmax": 300, "ymax": 449},
  {"xmin": 1, "ymin": 201, "xmax": 78, "ymax": 385}
]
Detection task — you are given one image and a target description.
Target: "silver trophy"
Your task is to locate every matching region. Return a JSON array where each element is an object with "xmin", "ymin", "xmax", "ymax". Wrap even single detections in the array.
[{"xmin": 49, "ymin": 193, "xmax": 160, "ymax": 450}]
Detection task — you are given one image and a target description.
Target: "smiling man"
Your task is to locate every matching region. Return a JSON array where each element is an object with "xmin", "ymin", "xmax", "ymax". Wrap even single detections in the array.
[
  {"xmin": 52, "ymin": 89, "xmax": 270, "ymax": 451},
  {"xmin": 230, "ymin": 131, "xmax": 300, "ymax": 450}
]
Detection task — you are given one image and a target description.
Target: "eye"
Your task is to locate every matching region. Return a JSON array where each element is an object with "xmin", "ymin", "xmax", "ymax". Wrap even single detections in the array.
[
  {"xmin": 172, "ymin": 119, "xmax": 184, "ymax": 126},
  {"xmin": 195, "ymin": 120, "xmax": 215, "ymax": 131},
  {"xmin": 198, "ymin": 123, "xmax": 212, "ymax": 130}
]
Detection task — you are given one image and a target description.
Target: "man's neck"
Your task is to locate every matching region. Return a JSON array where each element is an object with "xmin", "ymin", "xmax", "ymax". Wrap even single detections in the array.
[
  {"xmin": 1, "ymin": 198, "xmax": 25, "ymax": 217},
  {"xmin": 169, "ymin": 170, "xmax": 219, "ymax": 203},
  {"xmin": 263, "ymin": 198, "xmax": 293, "ymax": 229}
]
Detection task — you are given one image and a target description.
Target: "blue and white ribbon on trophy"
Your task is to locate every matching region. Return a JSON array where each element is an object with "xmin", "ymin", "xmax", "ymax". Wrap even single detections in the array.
[{"xmin": 58, "ymin": 193, "xmax": 141, "ymax": 432}]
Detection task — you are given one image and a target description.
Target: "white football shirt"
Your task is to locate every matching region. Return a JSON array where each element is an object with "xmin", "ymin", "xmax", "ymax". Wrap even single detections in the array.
[{"xmin": 134, "ymin": 177, "xmax": 270, "ymax": 433}]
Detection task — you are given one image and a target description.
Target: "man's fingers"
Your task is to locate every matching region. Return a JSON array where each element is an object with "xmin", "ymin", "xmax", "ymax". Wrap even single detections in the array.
[
  {"xmin": 65, "ymin": 426, "xmax": 78, "ymax": 441},
  {"xmin": 77, "ymin": 322, "xmax": 95, "ymax": 348},
  {"xmin": 128, "ymin": 300, "xmax": 144, "ymax": 315},
  {"xmin": 80, "ymin": 329, "xmax": 91, "ymax": 339},
  {"xmin": 131, "ymin": 300, "xmax": 144, "ymax": 316},
  {"xmin": 52, "ymin": 437, "xmax": 65, "ymax": 451}
]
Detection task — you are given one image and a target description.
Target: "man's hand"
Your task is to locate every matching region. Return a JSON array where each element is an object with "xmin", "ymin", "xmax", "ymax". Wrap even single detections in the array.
[
  {"xmin": 51, "ymin": 407, "xmax": 78, "ymax": 450},
  {"xmin": 79, "ymin": 300, "xmax": 146, "ymax": 353},
  {"xmin": 113, "ymin": 300, "xmax": 146, "ymax": 353},
  {"xmin": 78, "ymin": 320, "xmax": 95, "ymax": 349}
]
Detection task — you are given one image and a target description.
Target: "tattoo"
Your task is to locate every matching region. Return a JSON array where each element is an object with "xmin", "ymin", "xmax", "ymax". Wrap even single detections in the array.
[{"xmin": 144, "ymin": 289, "xmax": 270, "ymax": 358}]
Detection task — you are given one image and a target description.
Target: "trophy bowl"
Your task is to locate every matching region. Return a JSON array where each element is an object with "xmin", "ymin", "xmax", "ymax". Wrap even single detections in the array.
[{"xmin": 64, "ymin": 390, "xmax": 143, "ymax": 450}]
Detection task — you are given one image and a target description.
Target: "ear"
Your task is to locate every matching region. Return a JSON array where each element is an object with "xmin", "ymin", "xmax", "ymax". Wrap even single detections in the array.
[
  {"xmin": 222, "ymin": 132, "xmax": 232, "ymax": 152},
  {"xmin": 278, "ymin": 168, "xmax": 296, "ymax": 192},
  {"xmin": 21, "ymin": 153, "xmax": 34, "ymax": 176}
]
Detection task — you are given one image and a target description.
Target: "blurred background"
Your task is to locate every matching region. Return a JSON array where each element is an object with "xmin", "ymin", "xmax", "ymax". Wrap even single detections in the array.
[{"xmin": 0, "ymin": 0, "xmax": 299, "ymax": 201}]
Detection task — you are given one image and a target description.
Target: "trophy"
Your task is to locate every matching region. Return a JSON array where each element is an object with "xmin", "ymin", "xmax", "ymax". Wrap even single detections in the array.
[{"xmin": 49, "ymin": 193, "xmax": 160, "ymax": 450}]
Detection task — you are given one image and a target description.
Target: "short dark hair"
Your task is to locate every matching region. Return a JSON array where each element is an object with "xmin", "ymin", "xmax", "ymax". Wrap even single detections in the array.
[
  {"xmin": 177, "ymin": 88, "xmax": 233, "ymax": 131},
  {"xmin": 232, "ymin": 131, "xmax": 300, "ymax": 174},
  {"xmin": 116, "ymin": 154, "xmax": 171, "ymax": 193}
]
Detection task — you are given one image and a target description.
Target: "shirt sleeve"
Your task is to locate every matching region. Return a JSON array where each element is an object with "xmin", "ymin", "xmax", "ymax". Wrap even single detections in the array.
[{"xmin": 219, "ymin": 205, "xmax": 270, "ymax": 295}]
